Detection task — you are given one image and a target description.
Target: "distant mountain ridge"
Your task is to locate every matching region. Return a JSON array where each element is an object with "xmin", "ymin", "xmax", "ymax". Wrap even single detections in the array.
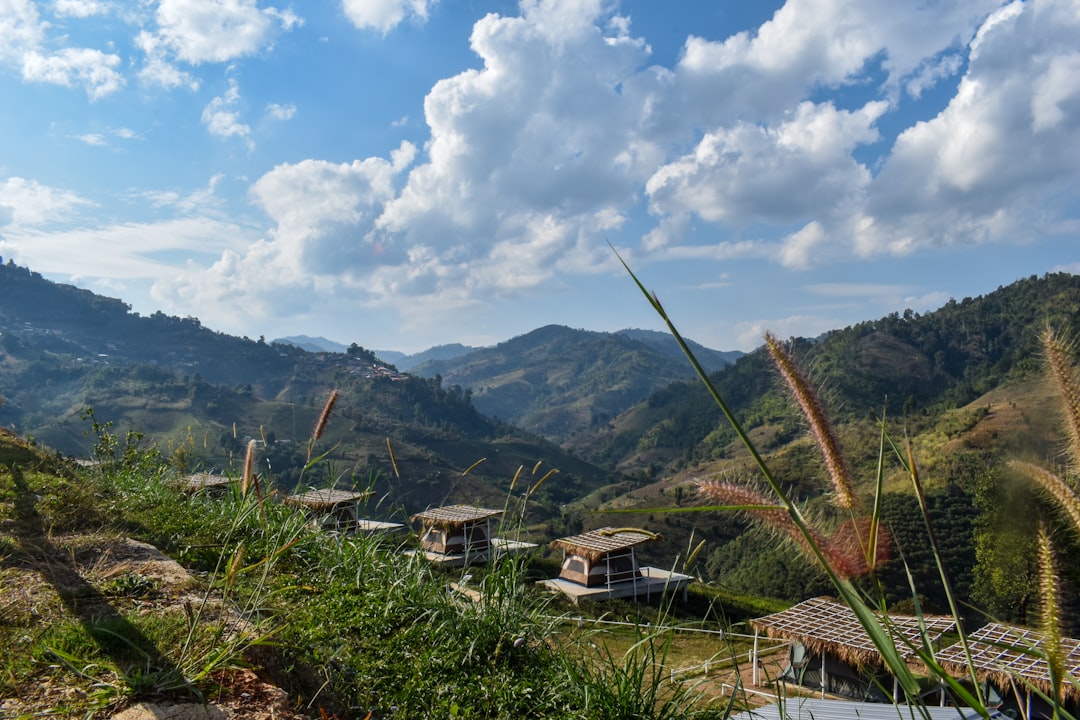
[
  {"xmin": 407, "ymin": 324, "xmax": 740, "ymax": 442},
  {"xmin": 274, "ymin": 335, "xmax": 349, "ymax": 354}
]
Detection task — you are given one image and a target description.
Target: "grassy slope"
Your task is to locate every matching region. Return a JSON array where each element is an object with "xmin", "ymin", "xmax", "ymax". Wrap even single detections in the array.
[{"xmin": 0, "ymin": 429, "xmax": 753, "ymax": 719}]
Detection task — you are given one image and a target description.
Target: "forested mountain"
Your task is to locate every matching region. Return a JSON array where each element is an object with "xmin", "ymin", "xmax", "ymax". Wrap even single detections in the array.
[
  {"xmin": 583, "ymin": 272, "xmax": 1080, "ymax": 474},
  {"xmin": 5, "ymin": 259, "xmax": 1080, "ymax": 626},
  {"xmin": 409, "ymin": 324, "xmax": 738, "ymax": 442},
  {"xmin": 0, "ymin": 261, "xmax": 621, "ymax": 519}
]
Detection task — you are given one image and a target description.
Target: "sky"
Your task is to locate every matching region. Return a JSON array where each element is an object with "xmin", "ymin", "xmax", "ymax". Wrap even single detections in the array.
[{"xmin": 0, "ymin": 0, "xmax": 1078, "ymax": 355}]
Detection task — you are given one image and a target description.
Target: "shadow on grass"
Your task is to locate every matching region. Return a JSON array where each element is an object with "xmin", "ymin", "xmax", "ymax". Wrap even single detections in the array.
[{"xmin": 4, "ymin": 465, "xmax": 198, "ymax": 701}]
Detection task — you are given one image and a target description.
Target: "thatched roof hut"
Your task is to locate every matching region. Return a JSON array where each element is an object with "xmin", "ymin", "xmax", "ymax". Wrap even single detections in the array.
[
  {"xmin": 181, "ymin": 472, "xmax": 232, "ymax": 494},
  {"xmin": 550, "ymin": 527, "xmax": 658, "ymax": 587},
  {"xmin": 550, "ymin": 527, "xmax": 658, "ymax": 560},
  {"xmin": 409, "ymin": 504, "xmax": 502, "ymax": 528},
  {"xmin": 410, "ymin": 504, "xmax": 503, "ymax": 557},
  {"xmin": 540, "ymin": 526, "xmax": 689, "ymax": 603},
  {"xmin": 283, "ymin": 488, "xmax": 371, "ymax": 511},
  {"xmin": 283, "ymin": 488, "xmax": 380, "ymax": 533},
  {"xmin": 751, "ymin": 596, "xmax": 956, "ymax": 668},
  {"xmin": 936, "ymin": 622, "xmax": 1080, "ymax": 702}
]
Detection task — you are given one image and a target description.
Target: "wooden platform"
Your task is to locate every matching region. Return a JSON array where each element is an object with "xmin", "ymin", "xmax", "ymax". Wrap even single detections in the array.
[
  {"xmin": 538, "ymin": 567, "xmax": 693, "ymax": 605},
  {"xmin": 406, "ymin": 538, "xmax": 538, "ymax": 567}
]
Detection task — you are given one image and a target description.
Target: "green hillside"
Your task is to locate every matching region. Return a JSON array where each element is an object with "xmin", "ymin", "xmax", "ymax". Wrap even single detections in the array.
[{"xmin": 411, "ymin": 324, "xmax": 737, "ymax": 442}]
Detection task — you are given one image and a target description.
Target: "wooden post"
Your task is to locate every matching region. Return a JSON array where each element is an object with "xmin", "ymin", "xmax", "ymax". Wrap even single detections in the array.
[{"xmin": 752, "ymin": 630, "xmax": 759, "ymax": 686}]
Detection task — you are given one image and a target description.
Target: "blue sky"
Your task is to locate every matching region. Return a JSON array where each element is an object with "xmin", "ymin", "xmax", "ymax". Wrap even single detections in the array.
[{"xmin": 1, "ymin": 0, "xmax": 1078, "ymax": 354}]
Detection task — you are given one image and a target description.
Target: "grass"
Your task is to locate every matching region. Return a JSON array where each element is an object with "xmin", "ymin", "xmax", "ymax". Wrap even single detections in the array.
[{"xmin": 0, "ymin": 420, "xmax": 739, "ymax": 719}]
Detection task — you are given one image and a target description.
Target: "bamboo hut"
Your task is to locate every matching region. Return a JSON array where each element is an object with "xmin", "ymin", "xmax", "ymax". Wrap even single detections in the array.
[
  {"xmin": 935, "ymin": 622, "xmax": 1080, "ymax": 718},
  {"xmin": 282, "ymin": 488, "xmax": 397, "ymax": 534},
  {"xmin": 408, "ymin": 504, "xmax": 535, "ymax": 566},
  {"xmin": 538, "ymin": 527, "xmax": 692, "ymax": 604},
  {"xmin": 749, "ymin": 596, "xmax": 956, "ymax": 701},
  {"xmin": 180, "ymin": 472, "xmax": 232, "ymax": 495}
]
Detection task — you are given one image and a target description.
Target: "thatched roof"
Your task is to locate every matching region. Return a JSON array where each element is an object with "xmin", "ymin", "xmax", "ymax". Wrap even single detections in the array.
[
  {"xmin": 181, "ymin": 472, "xmax": 232, "ymax": 492},
  {"xmin": 550, "ymin": 527, "xmax": 659, "ymax": 561},
  {"xmin": 935, "ymin": 622, "xmax": 1080, "ymax": 700},
  {"xmin": 283, "ymin": 488, "xmax": 371, "ymax": 510},
  {"xmin": 750, "ymin": 596, "xmax": 956, "ymax": 668},
  {"xmin": 410, "ymin": 504, "xmax": 502, "ymax": 527}
]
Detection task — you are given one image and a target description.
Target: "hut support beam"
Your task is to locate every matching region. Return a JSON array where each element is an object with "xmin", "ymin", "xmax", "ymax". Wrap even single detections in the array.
[{"xmin": 752, "ymin": 631, "xmax": 760, "ymax": 686}]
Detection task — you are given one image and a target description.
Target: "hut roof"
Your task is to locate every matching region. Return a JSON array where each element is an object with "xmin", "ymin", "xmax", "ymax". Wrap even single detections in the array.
[
  {"xmin": 283, "ymin": 488, "xmax": 371, "ymax": 510},
  {"xmin": 935, "ymin": 622, "xmax": 1080, "ymax": 700},
  {"xmin": 550, "ymin": 527, "xmax": 659, "ymax": 561},
  {"xmin": 181, "ymin": 472, "xmax": 232, "ymax": 492},
  {"xmin": 750, "ymin": 596, "xmax": 956, "ymax": 668},
  {"xmin": 410, "ymin": 504, "xmax": 502, "ymax": 527}
]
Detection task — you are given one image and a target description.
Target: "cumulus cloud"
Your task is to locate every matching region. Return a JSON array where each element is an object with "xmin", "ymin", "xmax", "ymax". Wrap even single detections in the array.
[
  {"xmin": 152, "ymin": 0, "xmax": 300, "ymax": 64},
  {"xmin": 201, "ymin": 78, "xmax": 253, "ymax": 149},
  {"xmin": 861, "ymin": 0, "xmax": 1080, "ymax": 255},
  {"xmin": 341, "ymin": 0, "xmax": 434, "ymax": 33},
  {"xmin": 0, "ymin": 1, "xmax": 124, "ymax": 98},
  {"xmin": 646, "ymin": 101, "xmax": 887, "ymax": 227},
  {"xmin": 136, "ymin": 0, "xmax": 1078, "ymax": 344},
  {"xmin": 21, "ymin": 47, "xmax": 124, "ymax": 99}
]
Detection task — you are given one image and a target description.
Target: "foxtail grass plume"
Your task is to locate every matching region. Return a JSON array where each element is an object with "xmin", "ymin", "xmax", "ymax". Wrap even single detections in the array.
[
  {"xmin": 241, "ymin": 439, "xmax": 256, "ymax": 496},
  {"xmin": 312, "ymin": 389, "xmax": 339, "ymax": 444},
  {"xmin": 765, "ymin": 332, "xmax": 858, "ymax": 512},
  {"xmin": 1041, "ymin": 327, "xmax": 1080, "ymax": 472},
  {"xmin": 386, "ymin": 437, "xmax": 400, "ymax": 478},
  {"xmin": 462, "ymin": 457, "xmax": 487, "ymax": 476},
  {"xmin": 1009, "ymin": 460, "xmax": 1080, "ymax": 539},
  {"xmin": 509, "ymin": 465, "xmax": 524, "ymax": 492},
  {"xmin": 698, "ymin": 479, "xmax": 875, "ymax": 580},
  {"xmin": 530, "ymin": 468, "xmax": 558, "ymax": 495},
  {"xmin": 1036, "ymin": 522, "xmax": 1066, "ymax": 701}
]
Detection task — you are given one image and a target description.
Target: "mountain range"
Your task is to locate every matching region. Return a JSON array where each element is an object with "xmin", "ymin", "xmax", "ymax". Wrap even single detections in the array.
[{"xmin": 4, "ymin": 258, "xmax": 1080, "ymax": 621}]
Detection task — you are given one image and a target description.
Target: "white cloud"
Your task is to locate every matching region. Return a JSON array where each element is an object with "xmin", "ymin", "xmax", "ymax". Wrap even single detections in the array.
[
  {"xmin": 0, "ymin": 177, "xmax": 94, "ymax": 227},
  {"xmin": 0, "ymin": 2, "xmax": 125, "ymax": 98},
  {"xmin": 52, "ymin": 0, "xmax": 110, "ymax": 18},
  {"xmin": 670, "ymin": 0, "xmax": 1002, "ymax": 129},
  {"xmin": 646, "ymin": 101, "xmax": 886, "ymax": 228},
  {"xmin": 862, "ymin": 0, "xmax": 1080, "ymax": 255},
  {"xmin": 76, "ymin": 133, "xmax": 107, "ymax": 146},
  {"xmin": 265, "ymin": 102, "xmax": 296, "ymax": 120},
  {"xmin": 247, "ymin": 153, "xmax": 402, "ymax": 272},
  {"xmin": 21, "ymin": 47, "xmax": 124, "ymax": 98},
  {"xmin": 152, "ymin": 0, "xmax": 300, "ymax": 64},
  {"xmin": 341, "ymin": 0, "xmax": 434, "ymax": 33},
  {"xmin": 201, "ymin": 78, "xmax": 253, "ymax": 149},
  {"xmin": 135, "ymin": 30, "xmax": 199, "ymax": 90},
  {"xmin": 0, "ymin": 0, "xmax": 45, "ymax": 64},
  {"xmin": 372, "ymin": 0, "xmax": 655, "ymax": 290}
]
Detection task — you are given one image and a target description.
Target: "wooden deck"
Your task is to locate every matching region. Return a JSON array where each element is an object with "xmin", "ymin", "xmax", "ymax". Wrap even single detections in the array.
[
  {"xmin": 406, "ymin": 537, "xmax": 538, "ymax": 567},
  {"xmin": 539, "ymin": 567, "xmax": 693, "ymax": 604}
]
